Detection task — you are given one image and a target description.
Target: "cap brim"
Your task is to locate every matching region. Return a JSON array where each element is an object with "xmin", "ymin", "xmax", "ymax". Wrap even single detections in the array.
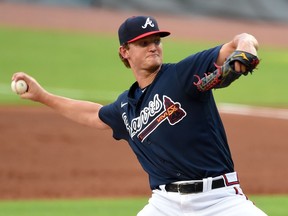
[{"xmin": 127, "ymin": 31, "xmax": 171, "ymax": 43}]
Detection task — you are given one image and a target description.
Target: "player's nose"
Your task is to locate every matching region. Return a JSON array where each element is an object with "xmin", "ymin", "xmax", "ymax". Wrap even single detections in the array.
[{"xmin": 148, "ymin": 43, "xmax": 157, "ymax": 52}]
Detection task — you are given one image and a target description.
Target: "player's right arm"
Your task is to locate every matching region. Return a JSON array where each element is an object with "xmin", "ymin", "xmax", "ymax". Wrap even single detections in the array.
[{"xmin": 12, "ymin": 72, "xmax": 110, "ymax": 130}]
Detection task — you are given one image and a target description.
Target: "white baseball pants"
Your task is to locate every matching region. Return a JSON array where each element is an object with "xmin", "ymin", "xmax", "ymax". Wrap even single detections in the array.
[{"xmin": 137, "ymin": 174, "xmax": 267, "ymax": 216}]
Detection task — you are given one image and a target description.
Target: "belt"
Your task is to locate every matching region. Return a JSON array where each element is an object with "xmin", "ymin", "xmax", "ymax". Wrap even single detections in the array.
[{"xmin": 165, "ymin": 178, "xmax": 226, "ymax": 194}]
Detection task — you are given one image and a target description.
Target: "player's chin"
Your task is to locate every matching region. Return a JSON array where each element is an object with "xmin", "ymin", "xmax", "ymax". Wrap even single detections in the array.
[
  {"xmin": 146, "ymin": 63, "xmax": 162, "ymax": 73},
  {"xmin": 146, "ymin": 57, "xmax": 162, "ymax": 67}
]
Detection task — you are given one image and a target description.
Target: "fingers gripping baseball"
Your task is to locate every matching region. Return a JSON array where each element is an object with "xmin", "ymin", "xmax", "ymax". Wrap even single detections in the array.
[
  {"xmin": 11, "ymin": 79, "xmax": 28, "ymax": 95},
  {"xmin": 11, "ymin": 72, "xmax": 47, "ymax": 102}
]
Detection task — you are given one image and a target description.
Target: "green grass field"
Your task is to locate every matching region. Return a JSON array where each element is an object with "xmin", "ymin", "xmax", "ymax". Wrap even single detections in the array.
[
  {"xmin": 0, "ymin": 27, "xmax": 287, "ymax": 107},
  {"xmin": 0, "ymin": 195, "xmax": 287, "ymax": 216},
  {"xmin": 0, "ymin": 27, "xmax": 287, "ymax": 215}
]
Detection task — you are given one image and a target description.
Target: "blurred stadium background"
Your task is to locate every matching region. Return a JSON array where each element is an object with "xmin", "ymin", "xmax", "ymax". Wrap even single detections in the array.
[{"xmin": 4, "ymin": 0, "xmax": 288, "ymax": 22}]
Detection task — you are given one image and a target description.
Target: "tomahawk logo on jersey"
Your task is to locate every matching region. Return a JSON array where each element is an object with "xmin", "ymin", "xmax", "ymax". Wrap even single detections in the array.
[{"xmin": 122, "ymin": 94, "xmax": 187, "ymax": 142}]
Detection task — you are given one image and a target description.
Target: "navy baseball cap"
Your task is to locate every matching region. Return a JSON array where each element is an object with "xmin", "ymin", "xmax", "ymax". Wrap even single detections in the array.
[{"xmin": 118, "ymin": 16, "xmax": 170, "ymax": 45}]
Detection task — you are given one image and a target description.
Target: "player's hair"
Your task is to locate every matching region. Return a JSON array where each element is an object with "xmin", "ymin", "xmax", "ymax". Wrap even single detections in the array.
[{"xmin": 119, "ymin": 43, "xmax": 131, "ymax": 68}]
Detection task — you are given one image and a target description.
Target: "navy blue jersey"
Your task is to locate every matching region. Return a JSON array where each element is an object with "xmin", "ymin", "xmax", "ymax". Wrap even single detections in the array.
[{"xmin": 99, "ymin": 45, "xmax": 234, "ymax": 189}]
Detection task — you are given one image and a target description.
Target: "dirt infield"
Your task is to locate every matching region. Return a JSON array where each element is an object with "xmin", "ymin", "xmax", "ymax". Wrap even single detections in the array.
[{"xmin": 0, "ymin": 3, "xmax": 288, "ymax": 199}]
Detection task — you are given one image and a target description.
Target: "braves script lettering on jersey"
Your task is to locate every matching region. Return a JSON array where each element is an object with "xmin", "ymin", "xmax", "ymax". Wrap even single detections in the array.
[
  {"xmin": 122, "ymin": 94, "xmax": 163, "ymax": 139},
  {"xmin": 122, "ymin": 94, "xmax": 186, "ymax": 142}
]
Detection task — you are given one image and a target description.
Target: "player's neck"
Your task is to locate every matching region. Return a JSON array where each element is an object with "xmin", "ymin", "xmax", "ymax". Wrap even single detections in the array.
[{"xmin": 133, "ymin": 67, "xmax": 160, "ymax": 89}]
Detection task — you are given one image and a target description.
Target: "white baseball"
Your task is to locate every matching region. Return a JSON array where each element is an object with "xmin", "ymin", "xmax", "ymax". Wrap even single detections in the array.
[{"xmin": 11, "ymin": 80, "xmax": 28, "ymax": 94}]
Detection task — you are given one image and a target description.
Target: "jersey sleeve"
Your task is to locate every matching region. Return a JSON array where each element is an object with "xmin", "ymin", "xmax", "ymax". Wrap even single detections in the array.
[
  {"xmin": 99, "ymin": 93, "xmax": 129, "ymax": 141},
  {"xmin": 175, "ymin": 45, "xmax": 222, "ymax": 95}
]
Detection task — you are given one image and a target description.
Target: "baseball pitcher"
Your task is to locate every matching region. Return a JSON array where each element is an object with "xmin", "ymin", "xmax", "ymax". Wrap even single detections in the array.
[{"xmin": 12, "ymin": 16, "xmax": 267, "ymax": 216}]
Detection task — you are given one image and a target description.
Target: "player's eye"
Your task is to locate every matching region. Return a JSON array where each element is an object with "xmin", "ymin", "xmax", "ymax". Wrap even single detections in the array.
[
  {"xmin": 137, "ymin": 38, "xmax": 161, "ymax": 47},
  {"xmin": 154, "ymin": 38, "xmax": 161, "ymax": 45},
  {"xmin": 139, "ymin": 41, "xmax": 149, "ymax": 47}
]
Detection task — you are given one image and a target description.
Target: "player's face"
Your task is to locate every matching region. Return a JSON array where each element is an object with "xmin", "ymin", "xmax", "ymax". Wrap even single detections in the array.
[{"xmin": 127, "ymin": 35, "xmax": 163, "ymax": 72}]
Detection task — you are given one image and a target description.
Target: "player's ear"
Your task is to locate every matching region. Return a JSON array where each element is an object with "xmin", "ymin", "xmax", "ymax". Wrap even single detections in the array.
[
  {"xmin": 119, "ymin": 45, "xmax": 131, "ymax": 68},
  {"xmin": 119, "ymin": 44, "xmax": 129, "ymax": 59}
]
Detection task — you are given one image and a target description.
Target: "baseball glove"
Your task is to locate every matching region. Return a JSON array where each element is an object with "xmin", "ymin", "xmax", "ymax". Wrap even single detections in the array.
[{"xmin": 194, "ymin": 50, "xmax": 259, "ymax": 92}]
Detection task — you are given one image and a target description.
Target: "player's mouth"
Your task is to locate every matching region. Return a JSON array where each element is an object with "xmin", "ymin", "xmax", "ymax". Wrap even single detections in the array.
[{"xmin": 146, "ymin": 54, "xmax": 159, "ymax": 58}]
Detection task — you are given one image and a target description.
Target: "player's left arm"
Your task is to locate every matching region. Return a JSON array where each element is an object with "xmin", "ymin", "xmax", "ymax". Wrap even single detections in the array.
[
  {"xmin": 216, "ymin": 33, "xmax": 259, "ymax": 70},
  {"xmin": 193, "ymin": 33, "xmax": 260, "ymax": 92}
]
